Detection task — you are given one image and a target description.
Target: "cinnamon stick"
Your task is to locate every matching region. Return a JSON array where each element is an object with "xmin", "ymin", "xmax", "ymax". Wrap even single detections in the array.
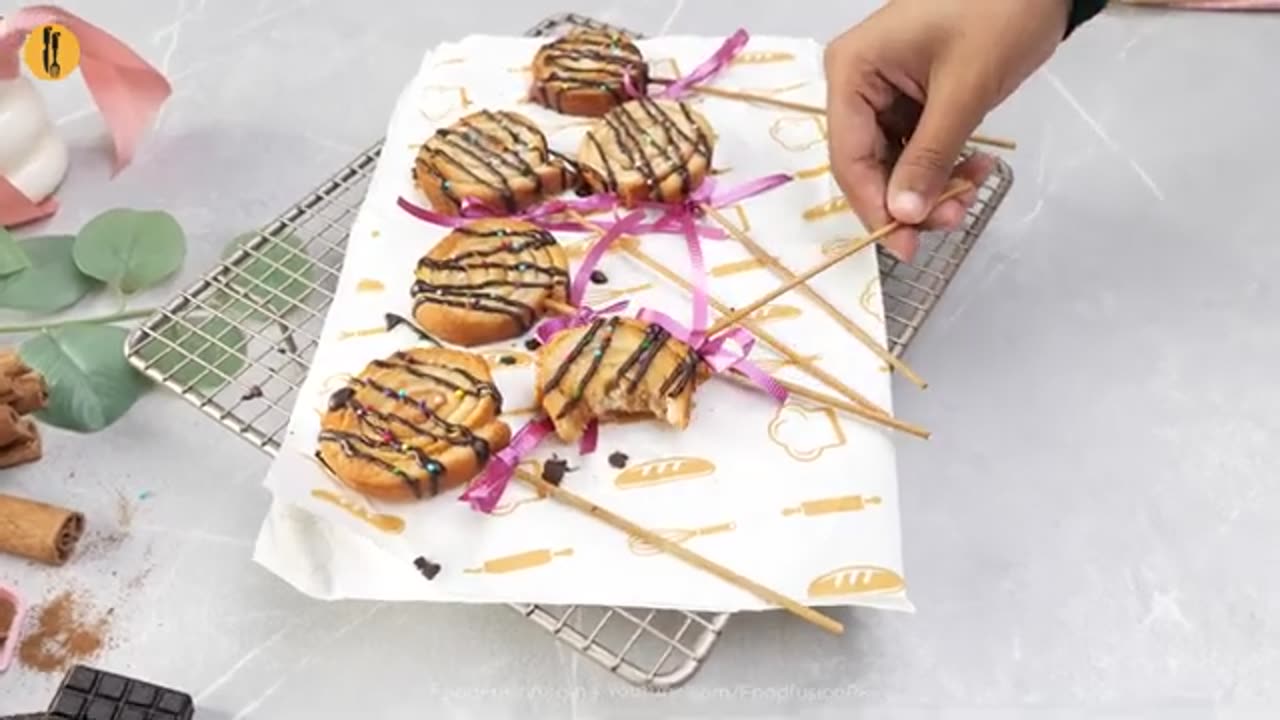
[
  {"xmin": 0, "ymin": 494, "xmax": 84, "ymax": 566},
  {"xmin": 0, "ymin": 351, "xmax": 47, "ymax": 415}
]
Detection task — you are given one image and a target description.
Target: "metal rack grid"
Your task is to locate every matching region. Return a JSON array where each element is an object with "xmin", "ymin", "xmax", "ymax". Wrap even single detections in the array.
[{"xmin": 124, "ymin": 12, "xmax": 1014, "ymax": 691}]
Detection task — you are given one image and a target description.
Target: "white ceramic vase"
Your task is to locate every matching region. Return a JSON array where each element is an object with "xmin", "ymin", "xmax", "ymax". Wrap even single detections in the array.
[{"xmin": 0, "ymin": 75, "xmax": 69, "ymax": 204}]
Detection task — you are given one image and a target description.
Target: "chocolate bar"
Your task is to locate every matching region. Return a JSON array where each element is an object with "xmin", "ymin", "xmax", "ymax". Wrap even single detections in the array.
[{"xmin": 46, "ymin": 665, "xmax": 193, "ymax": 720}]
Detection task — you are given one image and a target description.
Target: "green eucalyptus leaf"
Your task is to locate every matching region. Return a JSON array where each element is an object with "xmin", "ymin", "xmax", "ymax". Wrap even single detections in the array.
[
  {"xmin": 0, "ymin": 228, "xmax": 31, "ymax": 276},
  {"xmin": 219, "ymin": 232, "xmax": 313, "ymax": 318},
  {"xmin": 18, "ymin": 324, "xmax": 150, "ymax": 432},
  {"xmin": 0, "ymin": 235, "xmax": 100, "ymax": 312},
  {"xmin": 135, "ymin": 315, "xmax": 248, "ymax": 390},
  {"xmin": 73, "ymin": 208, "xmax": 187, "ymax": 293}
]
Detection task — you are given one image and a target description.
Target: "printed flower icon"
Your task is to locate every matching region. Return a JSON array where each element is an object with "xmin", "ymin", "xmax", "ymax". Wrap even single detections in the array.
[{"xmin": 767, "ymin": 402, "xmax": 846, "ymax": 462}]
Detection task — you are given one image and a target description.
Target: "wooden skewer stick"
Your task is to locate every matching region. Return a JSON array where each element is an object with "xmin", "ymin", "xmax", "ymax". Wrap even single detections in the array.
[
  {"xmin": 721, "ymin": 369, "xmax": 929, "ymax": 439},
  {"xmin": 699, "ymin": 204, "xmax": 928, "ymax": 390},
  {"xmin": 709, "ymin": 182, "xmax": 973, "ymax": 337},
  {"xmin": 650, "ymin": 78, "xmax": 1017, "ymax": 151},
  {"xmin": 555, "ymin": 212, "xmax": 928, "ymax": 438},
  {"xmin": 655, "ymin": 76, "xmax": 1013, "ymax": 150},
  {"xmin": 518, "ymin": 471, "xmax": 845, "ymax": 635},
  {"xmin": 541, "ymin": 301, "xmax": 929, "ymax": 439},
  {"xmin": 561, "ymin": 211, "xmax": 888, "ymax": 416}
]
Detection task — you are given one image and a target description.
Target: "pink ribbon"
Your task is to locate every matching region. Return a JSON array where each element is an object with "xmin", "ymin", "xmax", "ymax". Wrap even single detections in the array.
[
  {"xmin": 0, "ymin": 6, "xmax": 171, "ymax": 227},
  {"xmin": 396, "ymin": 193, "xmax": 618, "ymax": 233},
  {"xmin": 634, "ymin": 174, "xmax": 793, "ymax": 341},
  {"xmin": 641, "ymin": 28, "xmax": 750, "ymax": 101},
  {"xmin": 460, "ymin": 416, "xmax": 555, "ymax": 513},
  {"xmin": 636, "ymin": 307, "xmax": 789, "ymax": 404}
]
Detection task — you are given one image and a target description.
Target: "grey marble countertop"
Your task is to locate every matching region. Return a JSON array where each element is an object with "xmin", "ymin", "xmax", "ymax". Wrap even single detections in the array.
[{"xmin": 3, "ymin": 1, "xmax": 1279, "ymax": 717}]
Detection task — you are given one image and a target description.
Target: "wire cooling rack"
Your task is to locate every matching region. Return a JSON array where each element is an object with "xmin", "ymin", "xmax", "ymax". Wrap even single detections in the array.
[{"xmin": 124, "ymin": 12, "xmax": 1013, "ymax": 691}]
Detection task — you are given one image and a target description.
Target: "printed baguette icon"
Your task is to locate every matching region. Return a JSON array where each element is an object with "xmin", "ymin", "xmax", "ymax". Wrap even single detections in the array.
[
  {"xmin": 614, "ymin": 457, "xmax": 716, "ymax": 489},
  {"xmin": 807, "ymin": 565, "xmax": 905, "ymax": 598},
  {"xmin": 356, "ymin": 278, "xmax": 385, "ymax": 293}
]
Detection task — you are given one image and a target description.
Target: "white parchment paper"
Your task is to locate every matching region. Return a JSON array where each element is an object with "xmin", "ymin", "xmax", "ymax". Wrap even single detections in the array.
[{"xmin": 257, "ymin": 34, "xmax": 912, "ymax": 613}]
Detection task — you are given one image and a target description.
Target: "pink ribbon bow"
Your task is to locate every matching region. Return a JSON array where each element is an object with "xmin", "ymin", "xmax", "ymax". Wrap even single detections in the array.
[
  {"xmin": 0, "ymin": 5, "xmax": 172, "ymax": 227},
  {"xmin": 656, "ymin": 28, "xmax": 751, "ymax": 100},
  {"xmin": 635, "ymin": 174, "xmax": 793, "ymax": 342},
  {"xmin": 460, "ymin": 416, "xmax": 555, "ymax": 513},
  {"xmin": 636, "ymin": 307, "xmax": 788, "ymax": 404}
]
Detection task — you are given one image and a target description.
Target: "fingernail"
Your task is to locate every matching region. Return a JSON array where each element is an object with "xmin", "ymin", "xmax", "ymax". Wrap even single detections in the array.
[{"xmin": 889, "ymin": 191, "xmax": 926, "ymax": 223}]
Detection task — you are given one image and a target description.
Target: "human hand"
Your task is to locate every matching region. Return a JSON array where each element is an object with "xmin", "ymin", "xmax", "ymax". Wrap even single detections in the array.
[{"xmin": 824, "ymin": 0, "xmax": 1070, "ymax": 261}]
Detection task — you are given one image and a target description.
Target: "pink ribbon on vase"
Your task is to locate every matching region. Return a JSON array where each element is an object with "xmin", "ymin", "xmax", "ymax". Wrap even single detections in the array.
[{"xmin": 0, "ymin": 5, "xmax": 171, "ymax": 228}]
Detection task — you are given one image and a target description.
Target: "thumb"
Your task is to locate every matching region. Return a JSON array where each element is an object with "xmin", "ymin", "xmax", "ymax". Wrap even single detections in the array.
[{"xmin": 887, "ymin": 76, "xmax": 989, "ymax": 225}]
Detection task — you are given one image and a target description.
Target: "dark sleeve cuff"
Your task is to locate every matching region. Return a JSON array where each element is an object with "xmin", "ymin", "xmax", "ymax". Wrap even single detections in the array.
[{"xmin": 1066, "ymin": 0, "xmax": 1107, "ymax": 36}]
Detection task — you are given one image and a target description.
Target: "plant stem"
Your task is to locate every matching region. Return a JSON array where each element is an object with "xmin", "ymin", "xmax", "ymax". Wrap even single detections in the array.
[{"xmin": 0, "ymin": 308, "xmax": 157, "ymax": 335}]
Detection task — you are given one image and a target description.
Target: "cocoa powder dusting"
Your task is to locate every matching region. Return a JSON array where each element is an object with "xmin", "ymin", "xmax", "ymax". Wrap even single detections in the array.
[{"xmin": 18, "ymin": 590, "xmax": 110, "ymax": 673}]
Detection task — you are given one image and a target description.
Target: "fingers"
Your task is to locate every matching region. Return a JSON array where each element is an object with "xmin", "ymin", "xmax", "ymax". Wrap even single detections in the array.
[
  {"xmin": 918, "ymin": 152, "xmax": 995, "ymax": 231},
  {"xmin": 826, "ymin": 62, "xmax": 921, "ymax": 262},
  {"xmin": 887, "ymin": 73, "xmax": 993, "ymax": 225}
]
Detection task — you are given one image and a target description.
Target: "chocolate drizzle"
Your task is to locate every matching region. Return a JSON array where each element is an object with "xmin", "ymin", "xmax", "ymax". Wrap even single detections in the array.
[
  {"xmin": 532, "ymin": 30, "xmax": 648, "ymax": 113},
  {"xmin": 417, "ymin": 110, "xmax": 560, "ymax": 212},
  {"xmin": 384, "ymin": 312, "xmax": 441, "ymax": 345},
  {"xmin": 582, "ymin": 97, "xmax": 713, "ymax": 202},
  {"xmin": 542, "ymin": 318, "xmax": 699, "ymax": 422},
  {"xmin": 411, "ymin": 225, "xmax": 569, "ymax": 332},
  {"xmin": 317, "ymin": 351, "xmax": 502, "ymax": 498}
]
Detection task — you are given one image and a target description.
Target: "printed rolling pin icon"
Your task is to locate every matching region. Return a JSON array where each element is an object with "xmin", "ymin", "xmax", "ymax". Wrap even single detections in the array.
[
  {"xmin": 615, "ymin": 457, "xmax": 716, "ymax": 490},
  {"xmin": 464, "ymin": 547, "xmax": 574, "ymax": 574},
  {"xmin": 627, "ymin": 522, "xmax": 737, "ymax": 557},
  {"xmin": 808, "ymin": 565, "xmax": 905, "ymax": 598},
  {"xmin": 782, "ymin": 495, "xmax": 881, "ymax": 517}
]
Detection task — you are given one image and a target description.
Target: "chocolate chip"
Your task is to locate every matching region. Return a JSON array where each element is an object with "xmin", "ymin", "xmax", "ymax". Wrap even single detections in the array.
[
  {"xmin": 413, "ymin": 556, "xmax": 442, "ymax": 580},
  {"xmin": 542, "ymin": 455, "xmax": 570, "ymax": 486},
  {"xmin": 589, "ymin": 270, "xmax": 608, "ymax": 284},
  {"xmin": 240, "ymin": 384, "xmax": 264, "ymax": 401},
  {"xmin": 607, "ymin": 451, "xmax": 629, "ymax": 469},
  {"xmin": 498, "ymin": 355, "xmax": 517, "ymax": 366},
  {"xmin": 327, "ymin": 387, "xmax": 355, "ymax": 411},
  {"xmin": 524, "ymin": 337, "xmax": 542, "ymax": 352}
]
